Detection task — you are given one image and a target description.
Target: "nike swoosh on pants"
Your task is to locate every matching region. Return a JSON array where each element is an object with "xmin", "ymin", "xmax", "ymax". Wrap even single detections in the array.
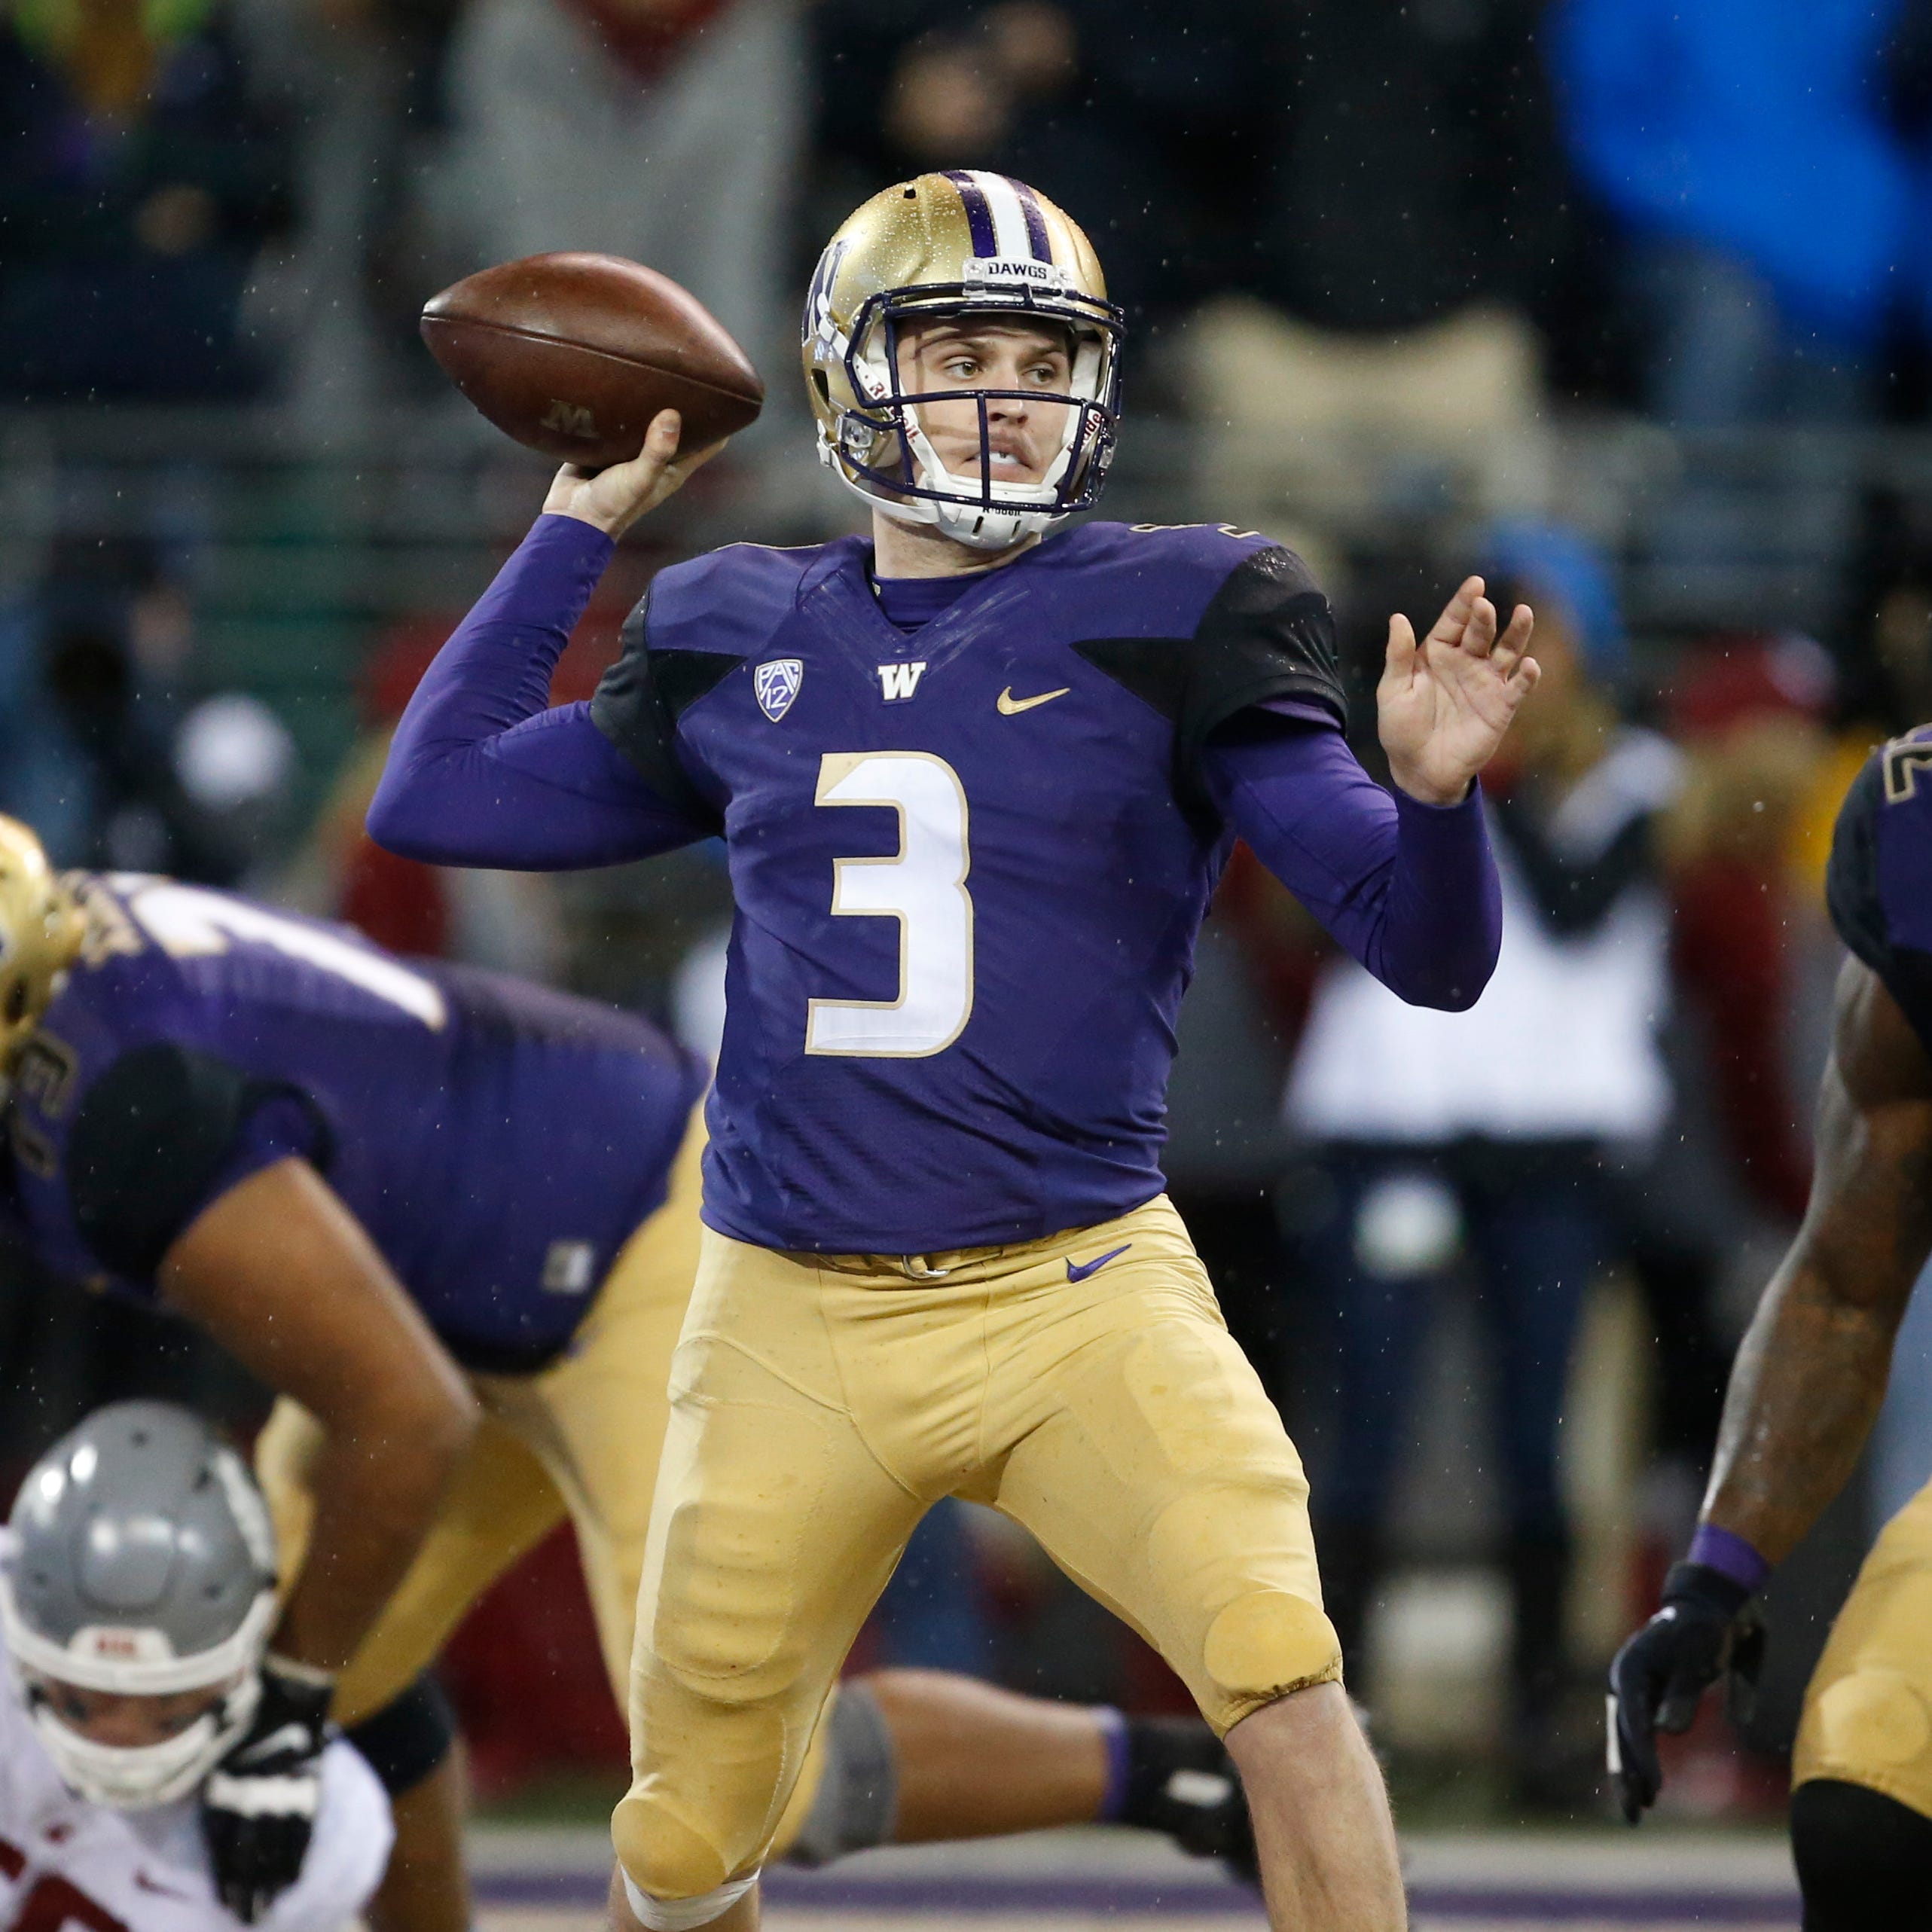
[{"xmin": 1066, "ymin": 1242, "xmax": 1132, "ymax": 1283}]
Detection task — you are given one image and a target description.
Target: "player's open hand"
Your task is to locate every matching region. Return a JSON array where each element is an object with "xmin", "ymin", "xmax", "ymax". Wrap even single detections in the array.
[
  {"xmin": 543, "ymin": 409, "xmax": 726, "ymax": 540},
  {"xmin": 1377, "ymin": 575, "xmax": 1538, "ymax": 806}
]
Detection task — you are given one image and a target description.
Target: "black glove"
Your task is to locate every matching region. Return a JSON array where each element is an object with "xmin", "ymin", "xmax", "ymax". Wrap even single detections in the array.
[
  {"xmin": 1607, "ymin": 1561, "xmax": 1766, "ymax": 1825},
  {"xmin": 202, "ymin": 1656, "xmax": 335, "ymax": 1922}
]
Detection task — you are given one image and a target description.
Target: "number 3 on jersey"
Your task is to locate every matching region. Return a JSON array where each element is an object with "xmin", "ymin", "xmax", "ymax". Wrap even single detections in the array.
[{"xmin": 805, "ymin": 752, "xmax": 974, "ymax": 1058}]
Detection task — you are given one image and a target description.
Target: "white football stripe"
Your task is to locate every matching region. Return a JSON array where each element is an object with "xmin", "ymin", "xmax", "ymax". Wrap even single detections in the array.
[{"xmin": 967, "ymin": 171, "xmax": 1035, "ymax": 264}]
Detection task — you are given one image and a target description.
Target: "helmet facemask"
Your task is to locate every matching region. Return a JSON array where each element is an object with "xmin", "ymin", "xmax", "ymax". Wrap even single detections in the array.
[
  {"xmin": 14, "ymin": 1663, "xmax": 264, "ymax": 1811},
  {"xmin": 810, "ymin": 270, "xmax": 1124, "ymax": 551}
]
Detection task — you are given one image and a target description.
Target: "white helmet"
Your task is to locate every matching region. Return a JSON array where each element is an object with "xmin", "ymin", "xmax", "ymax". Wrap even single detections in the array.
[{"xmin": 0, "ymin": 1402, "xmax": 278, "ymax": 1808}]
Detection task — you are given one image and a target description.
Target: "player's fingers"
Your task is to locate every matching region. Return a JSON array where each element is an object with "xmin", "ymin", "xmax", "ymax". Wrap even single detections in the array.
[
  {"xmin": 1507, "ymin": 655, "xmax": 1541, "ymax": 700},
  {"xmin": 1460, "ymin": 595, "xmax": 1499, "ymax": 658},
  {"xmin": 1489, "ymin": 608, "xmax": 1535, "ymax": 679},
  {"xmin": 667, "ymin": 429, "xmax": 731, "ymax": 481},
  {"xmin": 644, "ymin": 407, "xmax": 683, "ymax": 461},
  {"xmin": 1425, "ymin": 575, "xmax": 1484, "ymax": 647},
  {"xmin": 1384, "ymin": 612, "xmax": 1418, "ymax": 681}
]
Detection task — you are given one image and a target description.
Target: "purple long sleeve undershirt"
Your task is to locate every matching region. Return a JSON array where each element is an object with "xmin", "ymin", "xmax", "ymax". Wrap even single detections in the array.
[
  {"xmin": 370, "ymin": 516, "xmax": 1501, "ymax": 1009},
  {"xmin": 368, "ymin": 515, "xmax": 697, "ymax": 869},
  {"xmin": 1202, "ymin": 713, "xmax": 1500, "ymax": 1011}
]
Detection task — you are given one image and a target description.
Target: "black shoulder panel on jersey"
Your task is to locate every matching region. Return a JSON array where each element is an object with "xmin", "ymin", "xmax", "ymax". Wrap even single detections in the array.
[
  {"xmin": 1826, "ymin": 751, "xmax": 1932, "ymax": 1051},
  {"xmin": 66, "ymin": 1044, "xmax": 325, "ymax": 1280},
  {"xmin": 587, "ymin": 594, "xmax": 736, "ymax": 833},
  {"xmin": 1074, "ymin": 546, "xmax": 1344, "ymax": 823},
  {"xmin": 1070, "ymin": 636, "xmax": 1189, "ymax": 724},
  {"xmin": 1182, "ymin": 547, "xmax": 1344, "ymax": 758}
]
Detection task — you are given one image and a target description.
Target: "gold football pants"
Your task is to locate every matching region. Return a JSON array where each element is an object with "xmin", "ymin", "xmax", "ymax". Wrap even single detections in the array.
[
  {"xmin": 612, "ymin": 1195, "xmax": 1339, "ymax": 1903},
  {"xmin": 1795, "ymin": 1473, "xmax": 1932, "ymax": 1818},
  {"xmin": 255, "ymin": 1110, "xmax": 833, "ymax": 1848}
]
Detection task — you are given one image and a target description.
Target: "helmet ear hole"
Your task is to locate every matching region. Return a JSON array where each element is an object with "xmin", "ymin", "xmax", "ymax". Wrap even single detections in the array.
[
  {"xmin": 811, "ymin": 370, "xmax": 830, "ymax": 404},
  {"xmin": 5, "ymin": 982, "xmax": 26, "ymax": 1025}
]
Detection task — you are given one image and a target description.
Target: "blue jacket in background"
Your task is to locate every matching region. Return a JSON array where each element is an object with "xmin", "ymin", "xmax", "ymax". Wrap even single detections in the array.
[{"xmin": 1552, "ymin": 0, "xmax": 1908, "ymax": 347}]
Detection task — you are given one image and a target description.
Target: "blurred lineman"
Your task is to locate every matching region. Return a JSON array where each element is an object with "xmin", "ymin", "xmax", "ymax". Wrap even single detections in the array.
[
  {"xmin": 0, "ymin": 1403, "xmax": 391, "ymax": 1931},
  {"xmin": 0, "ymin": 832, "xmax": 1263, "ymax": 1928},
  {"xmin": 371, "ymin": 171, "xmax": 1537, "ymax": 1932},
  {"xmin": 1609, "ymin": 725, "xmax": 1932, "ymax": 1927}
]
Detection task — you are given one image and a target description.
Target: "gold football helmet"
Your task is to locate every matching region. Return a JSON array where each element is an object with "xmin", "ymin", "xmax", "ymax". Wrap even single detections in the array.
[
  {"xmin": 0, "ymin": 817, "xmax": 82, "ymax": 1064},
  {"xmin": 801, "ymin": 170, "xmax": 1125, "ymax": 549}
]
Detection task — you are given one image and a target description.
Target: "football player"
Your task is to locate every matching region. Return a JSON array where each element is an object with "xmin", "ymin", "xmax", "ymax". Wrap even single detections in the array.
[
  {"xmin": 370, "ymin": 171, "xmax": 1537, "ymax": 1931},
  {"xmin": 0, "ymin": 823, "xmax": 1262, "ymax": 1927},
  {"xmin": 0, "ymin": 1401, "xmax": 392, "ymax": 1931},
  {"xmin": 1608, "ymin": 728, "xmax": 1932, "ymax": 1927}
]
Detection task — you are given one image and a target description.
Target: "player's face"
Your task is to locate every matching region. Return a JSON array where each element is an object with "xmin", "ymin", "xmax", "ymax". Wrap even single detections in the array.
[
  {"xmin": 35, "ymin": 1675, "xmax": 233, "ymax": 1747},
  {"xmin": 894, "ymin": 318, "xmax": 1073, "ymax": 487}
]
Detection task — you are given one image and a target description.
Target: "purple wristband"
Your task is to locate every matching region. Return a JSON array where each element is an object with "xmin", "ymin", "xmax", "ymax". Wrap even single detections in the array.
[
  {"xmin": 1687, "ymin": 1523, "xmax": 1771, "ymax": 1595},
  {"xmin": 1094, "ymin": 1707, "xmax": 1131, "ymax": 1823}
]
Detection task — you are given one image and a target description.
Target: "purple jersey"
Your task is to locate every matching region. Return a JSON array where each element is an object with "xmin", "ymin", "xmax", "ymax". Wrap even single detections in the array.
[
  {"xmin": 1828, "ymin": 726, "xmax": 1932, "ymax": 1052},
  {"xmin": 592, "ymin": 520, "xmax": 1392, "ymax": 1250},
  {"xmin": 5, "ymin": 874, "xmax": 706, "ymax": 1371},
  {"xmin": 371, "ymin": 514, "xmax": 1502, "ymax": 1256}
]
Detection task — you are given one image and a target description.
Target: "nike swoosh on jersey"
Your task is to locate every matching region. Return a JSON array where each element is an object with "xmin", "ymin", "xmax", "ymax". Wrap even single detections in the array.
[
  {"xmin": 1066, "ymin": 1242, "xmax": 1131, "ymax": 1283},
  {"xmin": 997, "ymin": 685, "xmax": 1071, "ymax": 715}
]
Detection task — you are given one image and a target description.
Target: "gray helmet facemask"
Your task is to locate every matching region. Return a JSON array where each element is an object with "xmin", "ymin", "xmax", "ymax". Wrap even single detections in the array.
[{"xmin": 0, "ymin": 1402, "xmax": 278, "ymax": 1808}]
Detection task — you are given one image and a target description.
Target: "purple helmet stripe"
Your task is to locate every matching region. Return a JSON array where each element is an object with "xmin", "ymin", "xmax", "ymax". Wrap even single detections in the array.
[
  {"xmin": 942, "ymin": 170, "xmax": 998, "ymax": 257},
  {"xmin": 1009, "ymin": 179, "xmax": 1053, "ymax": 262}
]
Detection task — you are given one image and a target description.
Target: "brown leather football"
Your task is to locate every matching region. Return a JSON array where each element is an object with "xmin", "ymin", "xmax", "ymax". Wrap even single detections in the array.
[{"xmin": 421, "ymin": 252, "xmax": 765, "ymax": 468}]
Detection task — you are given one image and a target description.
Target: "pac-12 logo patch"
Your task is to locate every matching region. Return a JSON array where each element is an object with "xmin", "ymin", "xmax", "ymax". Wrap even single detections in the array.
[{"xmin": 754, "ymin": 658, "xmax": 803, "ymax": 722}]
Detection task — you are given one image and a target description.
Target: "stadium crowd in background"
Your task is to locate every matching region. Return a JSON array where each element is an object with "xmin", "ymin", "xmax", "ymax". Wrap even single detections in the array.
[{"xmin": 8, "ymin": 0, "xmax": 1932, "ymax": 1832}]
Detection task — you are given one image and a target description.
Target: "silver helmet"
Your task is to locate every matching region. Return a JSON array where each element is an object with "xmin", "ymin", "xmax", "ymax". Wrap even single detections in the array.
[{"xmin": 0, "ymin": 1402, "xmax": 279, "ymax": 1808}]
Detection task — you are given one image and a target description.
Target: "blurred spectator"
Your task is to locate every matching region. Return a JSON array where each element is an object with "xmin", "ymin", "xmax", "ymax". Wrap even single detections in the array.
[
  {"xmin": 1176, "ymin": 0, "xmax": 1570, "ymax": 526},
  {"xmin": 1630, "ymin": 638, "xmax": 1839, "ymax": 1572},
  {"xmin": 425, "ymin": 0, "xmax": 804, "ymax": 385},
  {"xmin": 1554, "ymin": 0, "xmax": 1904, "ymax": 426},
  {"xmin": 0, "ymin": 0, "xmax": 293, "ymax": 401},
  {"xmin": 302, "ymin": 611, "xmax": 572, "ymax": 976},
  {"xmin": 0, "ymin": 544, "xmax": 281, "ymax": 881},
  {"xmin": 1552, "ymin": 0, "xmax": 1908, "ymax": 621},
  {"xmin": 813, "ymin": 0, "xmax": 1273, "ymax": 334},
  {"xmin": 1283, "ymin": 523, "xmax": 1682, "ymax": 1806}
]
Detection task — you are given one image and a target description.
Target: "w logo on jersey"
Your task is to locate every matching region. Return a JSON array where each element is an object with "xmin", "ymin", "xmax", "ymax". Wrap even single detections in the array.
[
  {"xmin": 755, "ymin": 659, "xmax": 803, "ymax": 722},
  {"xmin": 877, "ymin": 661, "xmax": 928, "ymax": 703}
]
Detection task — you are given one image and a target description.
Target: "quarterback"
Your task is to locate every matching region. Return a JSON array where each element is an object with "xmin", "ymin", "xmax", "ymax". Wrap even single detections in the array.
[
  {"xmin": 0, "ymin": 1403, "xmax": 392, "ymax": 1932},
  {"xmin": 371, "ymin": 172, "xmax": 1537, "ymax": 1931},
  {"xmin": 1610, "ymin": 727, "xmax": 1932, "ymax": 1930},
  {"xmin": 0, "ymin": 834, "xmax": 1262, "ymax": 1927}
]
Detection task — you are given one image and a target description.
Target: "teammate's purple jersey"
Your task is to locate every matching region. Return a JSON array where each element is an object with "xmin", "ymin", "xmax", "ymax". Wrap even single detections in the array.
[
  {"xmin": 5, "ymin": 875, "xmax": 706, "ymax": 1371},
  {"xmin": 1829, "ymin": 725, "xmax": 1932, "ymax": 1054}
]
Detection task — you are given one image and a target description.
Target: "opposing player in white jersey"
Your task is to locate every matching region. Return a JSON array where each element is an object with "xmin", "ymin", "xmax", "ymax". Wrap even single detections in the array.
[{"xmin": 0, "ymin": 1403, "xmax": 390, "ymax": 1930}]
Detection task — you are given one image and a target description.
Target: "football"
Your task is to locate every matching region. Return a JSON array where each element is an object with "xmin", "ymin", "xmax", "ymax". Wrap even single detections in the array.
[{"xmin": 420, "ymin": 252, "xmax": 765, "ymax": 469}]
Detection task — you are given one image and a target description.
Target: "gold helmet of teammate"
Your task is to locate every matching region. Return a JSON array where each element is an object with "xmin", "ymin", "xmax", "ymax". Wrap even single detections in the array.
[
  {"xmin": 0, "ymin": 817, "xmax": 82, "ymax": 1065},
  {"xmin": 801, "ymin": 170, "xmax": 1125, "ymax": 550}
]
